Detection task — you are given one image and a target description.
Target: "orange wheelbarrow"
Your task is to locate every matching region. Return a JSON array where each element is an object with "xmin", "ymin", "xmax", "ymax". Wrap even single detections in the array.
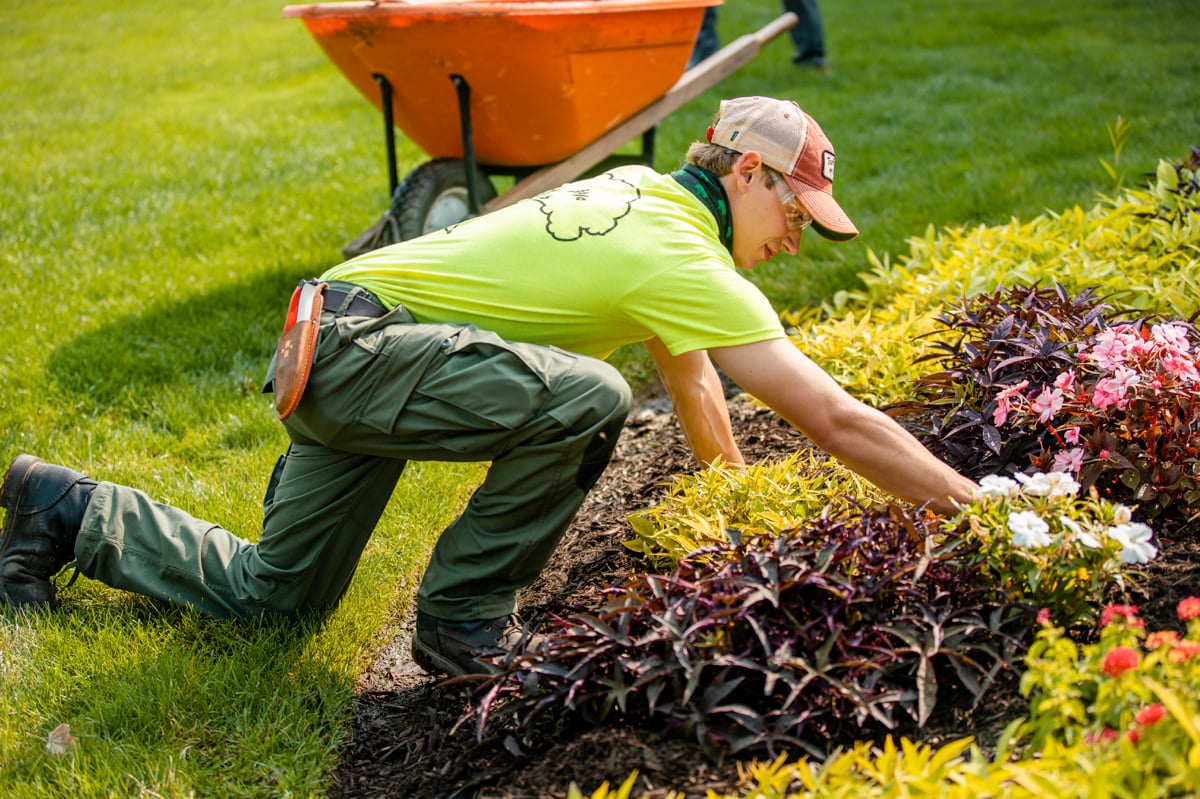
[{"xmin": 281, "ymin": 0, "xmax": 798, "ymax": 257}]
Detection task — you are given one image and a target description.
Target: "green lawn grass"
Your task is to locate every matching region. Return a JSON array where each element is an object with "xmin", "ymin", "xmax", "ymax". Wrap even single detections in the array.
[{"xmin": 1, "ymin": 0, "xmax": 1197, "ymax": 795}]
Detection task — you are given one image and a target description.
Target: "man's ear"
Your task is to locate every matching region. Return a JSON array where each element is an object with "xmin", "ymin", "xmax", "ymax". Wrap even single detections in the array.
[{"xmin": 732, "ymin": 151, "xmax": 763, "ymax": 193}]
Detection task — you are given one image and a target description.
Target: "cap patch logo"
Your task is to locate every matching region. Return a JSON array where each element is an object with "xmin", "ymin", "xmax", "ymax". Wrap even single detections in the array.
[{"xmin": 822, "ymin": 151, "xmax": 836, "ymax": 182}]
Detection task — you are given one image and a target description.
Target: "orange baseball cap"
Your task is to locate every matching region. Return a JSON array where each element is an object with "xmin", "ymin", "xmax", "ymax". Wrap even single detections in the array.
[{"xmin": 707, "ymin": 96, "xmax": 858, "ymax": 241}]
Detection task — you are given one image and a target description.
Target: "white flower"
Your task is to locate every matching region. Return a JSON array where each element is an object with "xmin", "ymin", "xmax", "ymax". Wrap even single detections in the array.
[
  {"xmin": 1059, "ymin": 515, "xmax": 1101, "ymax": 548},
  {"xmin": 1108, "ymin": 522, "xmax": 1157, "ymax": 564},
  {"xmin": 1113, "ymin": 505, "xmax": 1132, "ymax": 525},
  {"xmin": 976, "ymin": 474, "xmax": 1019, "ymax": 500},
  {"xmin": 1009, "ymin": 511, "xmax": 1052, "ymax": 548},
  {"xmin": 1015, "ymin": 471, "xmax": 1080, "ymax": 498}
]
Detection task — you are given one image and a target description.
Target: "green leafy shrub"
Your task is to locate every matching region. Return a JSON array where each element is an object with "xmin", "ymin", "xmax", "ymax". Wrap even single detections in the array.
[
  {"xmin": 945, "ymin": 470, "xmax": 1156, "ymax": 627},
  {"xmin": 625, "ymin": 452, "xmax": 887, "ymax": 571},
  {"xmin": 786, "ymin": 150, "xmax": 1200, "ymax": 409},
  {"xmin": 480, "ymin": 505, "xmax": 1024, "ymax": 757},
  {"xmin": 908, "ymin": 283, "xmax": 1200, "ymax": 529},
  {"xmin": 783, "ymin": 306, "xmax": 939, "ymax": 409},
  {"xmin": 847, "ymin": 153, "xmax": 1200, "ymax": 321},
  {"xmin": 1016, "ymin": 599, "xmax": 1200, "ymax": 794},
  {"xmin": 1133, "ymin": 145, "xmax": 1200, "ymax": 226},
  {"xmin": 577, "ymin": 731, "xmax": 1195, "ymax": 799}
]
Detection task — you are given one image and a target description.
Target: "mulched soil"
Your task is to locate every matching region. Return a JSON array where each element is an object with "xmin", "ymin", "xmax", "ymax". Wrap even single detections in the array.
[{"xmin": 328, "ymin": 396, "xmax": 1200, "ymax": 799}]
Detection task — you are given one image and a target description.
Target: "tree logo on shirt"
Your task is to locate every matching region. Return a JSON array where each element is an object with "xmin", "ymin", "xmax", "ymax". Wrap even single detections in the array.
[{"xmin": 534, "ymin": 172, "xmax": 641, "ymax": 241}]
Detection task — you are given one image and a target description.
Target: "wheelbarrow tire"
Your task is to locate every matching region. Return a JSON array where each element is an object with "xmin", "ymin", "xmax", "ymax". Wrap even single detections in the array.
[{"xmin": 392, "ymin": 158, "xmax": 497, "ymax": 241}]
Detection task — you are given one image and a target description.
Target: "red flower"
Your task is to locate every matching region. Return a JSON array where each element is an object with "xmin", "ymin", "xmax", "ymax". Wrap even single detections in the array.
[
  {"xmin": 1135, "ymin": 703, "xmax": 1166, "ymax": 726},
  {"xmin": 1170, "ymin": 641, "xmax": 1200, "ymax": 663},
  {"xmin": 1086, "ymin": 727, "xmax": 1119, "ymax": 746},
  {"xmin": 1100, "ymin": 604, "xmax": 1141, "ymax": 628},
  {"xmin": 1037, "ymin": 608, "xmax": 1052, "ymax": 626},
  {"xmin": 1146, "ymin": 630, "xmax": 1180, "ymax": 649},
  {"xmin": 1101, "ymin": 646, "xmax": 1140, "ymax": 677},
  {"xmin": 1178, "ymin": 597, "xmax": 1200, "ymax": 621}
]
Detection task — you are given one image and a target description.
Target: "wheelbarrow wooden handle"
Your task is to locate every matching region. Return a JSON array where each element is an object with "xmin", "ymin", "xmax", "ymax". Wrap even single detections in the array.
[{"xmin": 483, "ymin": 12, "xmax": 800, "ymax": 213}]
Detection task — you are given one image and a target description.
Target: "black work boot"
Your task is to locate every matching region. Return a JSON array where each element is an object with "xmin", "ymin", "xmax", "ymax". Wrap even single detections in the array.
[
  {"xmin": 0, "ymin": 454, "xmax": 97, "ymax": 609},
  {"xmin": 411, "ymin": 610, "xmax": 520, "ymax": 678}
]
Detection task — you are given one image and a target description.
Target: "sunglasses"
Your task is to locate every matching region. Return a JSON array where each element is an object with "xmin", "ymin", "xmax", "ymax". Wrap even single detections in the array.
[{"xmin": 772, "ymin": 179, "xmax": 814, "ymax": 231}]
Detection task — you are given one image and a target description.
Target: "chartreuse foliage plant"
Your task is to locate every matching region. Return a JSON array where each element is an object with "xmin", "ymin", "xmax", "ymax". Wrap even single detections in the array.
[
  {"xmin": 624, "ymin": 451, "xmax": 886, "ymax": 570},
  {"xmin": 909, "ymin": 283, "xmax": 1200, "ymax": 530},
  {"xmin": 784, "ymin": 148, "xmax": 1200, "ymax": 408},
  {"xmin": 846, "ymin": 149, "xmax": 1200, "ymax": 321}
]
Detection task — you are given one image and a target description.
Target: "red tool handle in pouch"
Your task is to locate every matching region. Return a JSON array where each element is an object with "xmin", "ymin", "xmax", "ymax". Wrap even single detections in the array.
[{"xmin": 274, "ymin": 280, "xmax": 327, "ymax": 419}]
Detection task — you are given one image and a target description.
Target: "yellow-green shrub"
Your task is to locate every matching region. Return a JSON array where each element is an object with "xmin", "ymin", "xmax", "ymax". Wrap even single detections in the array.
[
  {"xmin": 578, "ymin": 730, "xmax": 1199, "ymax": 799},
  {"xmin": 787, "ymin": 156, "xmax": 1200, "ymax": 408},
  {"xmin": 624, "ymin": 452, "xmax": 887, "ymax": 570}
]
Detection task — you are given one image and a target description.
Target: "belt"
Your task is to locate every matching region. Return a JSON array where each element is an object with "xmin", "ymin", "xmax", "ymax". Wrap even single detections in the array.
[{"xmin": 323, "ymin": 286, "xmax": 389, "ymax": 318}]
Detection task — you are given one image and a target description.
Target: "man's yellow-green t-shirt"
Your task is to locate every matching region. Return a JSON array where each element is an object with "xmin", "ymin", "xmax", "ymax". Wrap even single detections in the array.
[{"xmin": 321, "ymin": 165, "xmax": 785, "ymax": 360}]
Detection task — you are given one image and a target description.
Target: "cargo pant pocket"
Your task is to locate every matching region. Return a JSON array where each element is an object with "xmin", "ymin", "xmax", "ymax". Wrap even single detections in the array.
[{"xmin": 410, "ymin": 326, "xmax": 576, "ymax": 437}]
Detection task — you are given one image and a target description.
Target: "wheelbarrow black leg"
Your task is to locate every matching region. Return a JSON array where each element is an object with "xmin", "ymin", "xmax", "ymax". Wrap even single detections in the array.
[
  {"xmin": 641, "ymin": 127, "xmax": 657, "ymax": 169},
  {"xmin": 449, "ymin": 74, "xmax": 481, "ymax": 215},
  {"xmin": 373, "ymin": 73, "xmax": 400, "ymax": 199}
]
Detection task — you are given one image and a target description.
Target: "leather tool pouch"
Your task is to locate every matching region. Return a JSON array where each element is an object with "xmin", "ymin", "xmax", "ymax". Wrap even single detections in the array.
[{"xmin": 273, "ymin": 280, "xmax": 327, "ymax": 419}]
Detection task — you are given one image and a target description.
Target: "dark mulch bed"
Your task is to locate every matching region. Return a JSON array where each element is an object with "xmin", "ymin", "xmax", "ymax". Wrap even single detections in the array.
[{"xmin": 328, "ymin": 397, "xmax": 1200, "ymax": 799}]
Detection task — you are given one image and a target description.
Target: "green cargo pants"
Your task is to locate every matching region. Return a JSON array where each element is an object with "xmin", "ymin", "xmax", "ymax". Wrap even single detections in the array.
[{"xmin": 73, "ymin": 284, "xmax": 633, "ymax": 621}]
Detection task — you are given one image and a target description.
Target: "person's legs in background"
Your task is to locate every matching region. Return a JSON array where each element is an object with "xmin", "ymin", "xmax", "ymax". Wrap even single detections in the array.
[
  {"xmin": 783, "ymin": 0, "xmax": 831, "ymax": 72},
  {"xmin": 688, "ymin": 7, "xmax": 720, "ymax": 69}
]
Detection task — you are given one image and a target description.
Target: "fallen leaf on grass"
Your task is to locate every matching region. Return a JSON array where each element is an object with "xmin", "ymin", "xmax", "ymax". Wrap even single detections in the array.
[{"xmin": 46, "ymin": 723, "xmax": 77, "ymax": 755}]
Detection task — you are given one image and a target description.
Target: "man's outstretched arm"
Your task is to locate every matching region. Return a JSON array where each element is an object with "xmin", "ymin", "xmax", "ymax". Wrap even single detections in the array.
[{"xmin": 710, "ymin": 337, "xmax": 978, "ymax": 514}]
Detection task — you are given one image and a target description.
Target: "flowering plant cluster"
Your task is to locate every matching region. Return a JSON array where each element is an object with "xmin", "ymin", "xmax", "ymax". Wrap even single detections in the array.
[
  {"xmin": 910, "ymin": 284, "xmax": 1200, "ymax": 531},
  {"xmin": 947, "ymin": 471, "xmax": 1156, "ymax": 627},
  {"xmin": 1000, "ymin": 318, "xmax": 1200, "ymax": 525},
  {"xmin": 1018, "ymin": 598, "xmax": 1200, "ymax": 774}
]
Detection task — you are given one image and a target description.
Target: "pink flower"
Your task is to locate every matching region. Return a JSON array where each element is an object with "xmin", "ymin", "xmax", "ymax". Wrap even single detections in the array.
[
  {"xmin": 1030, "ymin": 387, "xmax": 1064, "ymax": 423},
  {"xmin": 1063, "ymin": 426, "xmax": 1080, "ymax": 444},
  {"xmin": 1170, "ymin": 641, "xmax": 1200, "ymax": 662},
  {"xmin": 1053, "ymin": 370, "xmax": 1076, "ymax": 393},
  {"xmin": 1151, "ymin": 322, "xmax": 1192, "ymax": 355},
  {"xmin": 992, "ymin": 380, "xmax": 1029, "ymax": 427},
  {"xmin": 1163, "ymin": 354, "xmax": 1200, "ymax": 383},
  {"xmin": 1052, "ymin": 447, "xmax": 1085, "ymax": 474},
  {"xmin": 1101, "ymin": 647, "xmax": 1140, "ymax": 678},
  {"xmin": 1037, "ymin": 608, "xmax": 1052, "ymax": 626},
  {"xmin": 1178, "ymin": 597, "xmax": 1200, "ymax": 621},
  {"xmin": 1101, "ymin": 604, "xmax": 1140, "ymax": 627},
  {"xmin": 1135, "ymin": 703, "xmax": 1166, "ymax": 726},
  {"xmin": 1092, "ymin": 379, "xmax": 1123, "ymax": 410},
  {"xmin": 1091, "ymin": 329, "xmax": 1132, "ymax": 370},
  {"xmin": 1092, "ymin": 369, "xmax": 1141, "ymax": 410}
]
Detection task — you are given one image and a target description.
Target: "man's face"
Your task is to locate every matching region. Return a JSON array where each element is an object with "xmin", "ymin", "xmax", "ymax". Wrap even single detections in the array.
[{"xmin": 729, "ymin": 161, "xmax": 805, "ymax": 271}]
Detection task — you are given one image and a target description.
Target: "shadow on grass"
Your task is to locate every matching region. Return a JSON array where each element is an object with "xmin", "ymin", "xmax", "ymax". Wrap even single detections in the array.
[{"xmin": 46, "ymin": 269, "xmax": 300, "ymax": 412}]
